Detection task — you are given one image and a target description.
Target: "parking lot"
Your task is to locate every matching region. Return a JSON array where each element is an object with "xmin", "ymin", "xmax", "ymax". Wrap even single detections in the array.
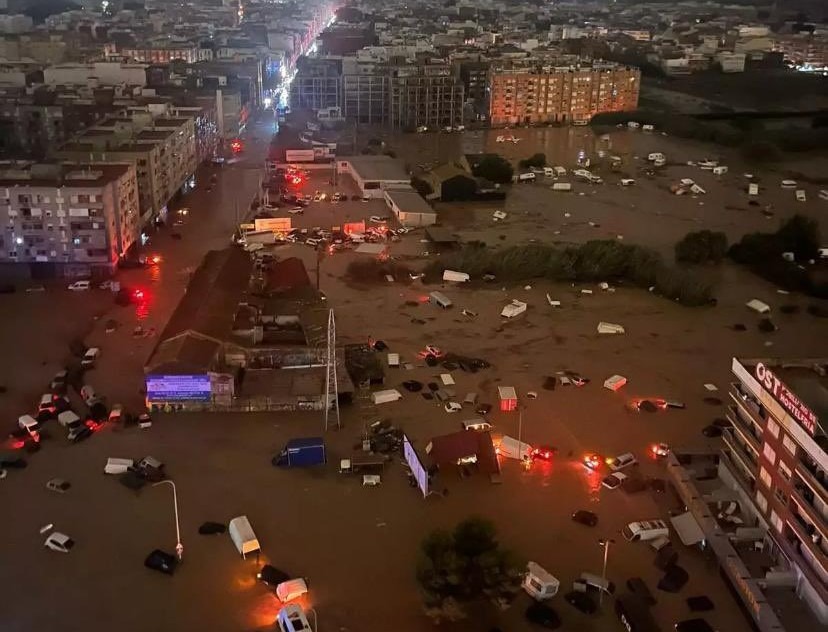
[{"xmin": 2, "ymin": 121, "xmax": 827, "ymax": 632}]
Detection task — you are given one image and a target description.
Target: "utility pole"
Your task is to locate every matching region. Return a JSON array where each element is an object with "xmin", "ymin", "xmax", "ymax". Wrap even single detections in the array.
[{"xmin": 598, "ymin": 538, "xmax": 615, "ymax": 606}]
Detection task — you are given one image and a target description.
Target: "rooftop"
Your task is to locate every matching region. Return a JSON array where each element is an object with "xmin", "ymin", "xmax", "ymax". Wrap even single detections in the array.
[
  {"xmin": 0, "ymin": 162, "xmax": 131, "ymax": 187},
  {"xmin": 385, "ymin": 188, "xmax": 433, "ymax": 213},
  {"xmin": 344, "ymin": 155, "xmax": 409, "ymax": 181}
]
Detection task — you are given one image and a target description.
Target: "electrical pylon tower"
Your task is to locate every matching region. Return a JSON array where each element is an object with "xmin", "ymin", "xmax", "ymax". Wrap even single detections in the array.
[{"xmin": 324, "ymin": 308, "xmax": 340, "ymax": 431}]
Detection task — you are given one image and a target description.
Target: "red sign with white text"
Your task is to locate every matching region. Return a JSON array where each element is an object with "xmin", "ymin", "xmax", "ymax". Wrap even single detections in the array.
[{"xmin": 754, "ymin": 362, "xmax": 818, "ymax": 436}]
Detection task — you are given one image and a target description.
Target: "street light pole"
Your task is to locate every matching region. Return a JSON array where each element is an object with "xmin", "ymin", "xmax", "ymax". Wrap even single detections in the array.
[
  {"xmin": 153, "ymin": 480, "xmax": 183, "ymax": 560},
  {"xmin": 598, "ymin": 538, "xmax": 615, "ymax": 606}
]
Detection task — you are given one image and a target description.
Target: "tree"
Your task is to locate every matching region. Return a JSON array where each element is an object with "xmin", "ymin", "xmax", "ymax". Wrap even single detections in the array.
[
  {"xmin": 416, "ymin": 517, "xmax": 522, "ymax": 621},
  {"xmin": 675, "ymin": 230, "xmax": 728, "ymax": 264},
  {"xmin": 518, "ymin": 153, "xmax": 546, "ymax": 169},
  {"xmin": 775, "ymin": 215, "xmax": 820, "ymax": 261},
  {"xmin": 441, "ymin": 175, "xmax": 478, "ymax": 201},
  {"xmin": 471, "ymin": 155, "xmax": 513, "ymax": 184}
]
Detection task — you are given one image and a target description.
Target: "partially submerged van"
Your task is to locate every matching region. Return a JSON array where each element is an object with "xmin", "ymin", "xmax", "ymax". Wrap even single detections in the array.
[
  {"xmin": 429, "ymin": 291, "xmax": 452, "ymax": 309},
  {"xmin": 229, "ymin": 515, "xmax": 261, "ymax": 559},
  {"xmin": 518, "ymin": 172, "xmax": 536, "ymax": 182},
  {"xmin": 523, "ymin": 561, "xmax": 560, "ymax": 600},
  {"xmin": 622, "ymin": 519, "xmax": 669, "ymax": 542}
]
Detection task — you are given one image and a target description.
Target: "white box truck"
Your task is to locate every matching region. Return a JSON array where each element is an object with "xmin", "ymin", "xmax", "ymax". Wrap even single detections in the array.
[
  {"xmin": 498, "ymin": 435, "xmax": 533, "ymax": 461},
  {"xmin": 229, "ymin": 516, "xmax": 261, "ymax": 558},
  {"xmin": 371, "ymin": 389, "xmax": 402, "ymax": 405}
]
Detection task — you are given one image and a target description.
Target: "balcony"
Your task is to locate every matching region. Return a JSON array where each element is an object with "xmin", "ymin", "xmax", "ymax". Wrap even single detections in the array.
[
  {"xmin": 720, "ymin": 445, "xmax": 757, "ymax": 494},
  {"xmin": 776, "ymin": 526, "xmax": 828, "ymax": 603},
  {"xmin": 797, "ymin": 457, "xmax": 828, "ymax": 502},
  {"xmin": 730, "ymin": 383, "xmax": 764, "ymax": 425},
  {"xmin": 723, "ymin": 428, "xmax": 759, "ymax": 474},
  {"xmin": 786, "ymin": 513, "xmax": 828, "ymax": 579},
  {"xmin": 791, "ymin": 480, "xmax": 828, "ymax": 536},
  {"xmin": 726, "ymin": 404, "xmax": 763, "ymax": 450}
]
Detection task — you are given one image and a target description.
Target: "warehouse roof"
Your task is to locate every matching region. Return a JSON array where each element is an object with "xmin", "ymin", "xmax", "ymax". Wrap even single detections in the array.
[
  {"xmin": 345, "ymin": 155, "xmax": 409, "ymax": 181},
  {"xmin": 385, "ymin": 189, "xmax": 433, "ymax": 213}
]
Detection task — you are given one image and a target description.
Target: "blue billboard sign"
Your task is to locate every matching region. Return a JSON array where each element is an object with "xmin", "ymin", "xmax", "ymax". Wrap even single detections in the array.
[{"xmin": 146, "ymin": 375, "xmax": 212, "ymax": 402}]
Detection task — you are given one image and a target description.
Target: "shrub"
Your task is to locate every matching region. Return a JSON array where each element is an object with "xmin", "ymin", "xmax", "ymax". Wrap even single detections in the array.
[
  {"xmin": 518, "ymin": 153, "xmax": 546, "ymax": 169},
  {"xmin": 675, "ymin": 230, "xmax": 728, "ymax": 264},
  {"xmin": 654, "ymin": 266, "xmax": 715, "ymax": 306},
  {"xmin": 729, "ymin": 215, "xmax": 823, "ymax": 295},
  {"xmin": 470, "ymin": 154, "xmax": 514, "ymax": 184}
]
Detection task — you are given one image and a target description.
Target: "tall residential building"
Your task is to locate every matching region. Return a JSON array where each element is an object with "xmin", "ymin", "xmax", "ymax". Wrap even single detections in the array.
[
  {"xmin": 488, "ymin": 62, "xmax": 640, "ymax": 126},
  {"xmin": 0, "ymin": 162, "xmax": 139, "ymax": 276},
  {"xmin": 723, "ymin": 357, "xmax": 828, "ymax": 622},
  {"xmin": 56, "ymin": 110, "xmax": 198, "ymax": 225}
]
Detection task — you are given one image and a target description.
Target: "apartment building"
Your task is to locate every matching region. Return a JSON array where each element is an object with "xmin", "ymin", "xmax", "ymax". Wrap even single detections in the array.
[
  {"xmin": 488, "ymin": 62, "xmax": 640, "ymax": 126},
  {"xmin": 0, "ymin": 162, "xmax": 139, "ymax": 276},
  {"xmin": 292, "ymin": 56, "xmax": 464, "ymax": 129},
  {"xmin": 291, "ymin": 57, "xmax": 342, "ymax": 111},
  {"xmin": 722, "ymin": 357, "xmax": 828, "ymax": 622},
  {"xmin": 56, "ymin": 110, "xmax": 197, "ymax": 225},
  {"xmin": 121, "ymin": 43, "xmax": 209, "ymax": 65},
  {"xmin": 388, "ymin": 61, "xmax": 465, "ymax": 130}
]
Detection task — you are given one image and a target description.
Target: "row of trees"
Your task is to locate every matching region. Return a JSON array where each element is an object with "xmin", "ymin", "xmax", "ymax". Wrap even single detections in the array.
[{"xmin": 424, "ymin": 239, "xmax": 716, "ymax": 306}]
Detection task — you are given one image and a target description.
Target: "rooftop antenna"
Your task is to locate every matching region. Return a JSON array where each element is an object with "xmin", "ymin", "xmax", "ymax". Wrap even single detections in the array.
[{"xmin": 324, "ymin": 308, "xmax": 340, "ymax": 431}]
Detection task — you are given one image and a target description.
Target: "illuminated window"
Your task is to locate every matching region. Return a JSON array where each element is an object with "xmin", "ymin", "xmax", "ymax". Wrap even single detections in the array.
[
  {"xmin": 767, "ymin": 418, "xmax": 780, "ymax": 438},
  {"xmin": 760, "ymin": 467, "xmax": 772, "ymax": 488},
  {"xmin": 782, "ymin": 433, "xmax": 797, "ymax": 456},
  {"xmin": 763, "ymin": 444, "xmax": 776, "ymax": 465},
  {"xmin": 770, "ymin": 510, "xmax": 783, "ymax": 533}
]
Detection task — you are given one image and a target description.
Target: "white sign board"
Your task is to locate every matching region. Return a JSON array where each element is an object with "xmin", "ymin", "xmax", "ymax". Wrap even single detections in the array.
[
  {"xmin": 403, "ymin": 434, "xmax": 428, "ymax": 498},
  {"xmin": 254, "ymin": 217, "xmax": 292, "ymax": 233},
  {"xmin": 285, "ymin": 149, "xmax": 315, "ymax": 163}
]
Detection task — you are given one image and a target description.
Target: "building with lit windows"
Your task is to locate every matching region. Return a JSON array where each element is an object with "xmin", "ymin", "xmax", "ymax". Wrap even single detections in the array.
[
  {"xmin": 487, "ymin": 62, "xmax": 640, "ymax": 126},
  {"xmin": 721, "ymin": 358, "xmax": 828, "ymax": 623},
  {"xmin": 0, "ymin": 162, "xmax": 139, "ymax": 276}
]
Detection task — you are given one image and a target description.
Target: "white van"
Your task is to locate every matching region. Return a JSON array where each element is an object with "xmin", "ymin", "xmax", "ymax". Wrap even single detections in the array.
[
  {"xmin": 81, "ymin": 347, "xmax": 100, "ymax": 368},
  {"xmin": 607, "ymin": 452, "xmax": 637, "ymax": 471},
  {"xmin": 748, "ymin": 183, "xmax": 759, "ymax": 196},
  {"xmin": 552, "ymin": 182, "xmax": 572, "ymax": 192},
  {"xmin": 795, "ymin": 189, "xmax": 806, "ymax": 202},
  {"xmin": 58, "ymin": 410, "xmax": 80, "ymax": 428},
  {"xmin": 371, "ymin": 389, "xmax": 402, "ymax": 405},
  {"xmin": 523, "ymin": 562, "xmax": 560, "ymax": 600},
  {"xmin": 518, "ymin": 172, "xmax": 536, "ymax": 182},
  {"xmin": 429, "ymin": 291, "xmax": 452, "ymax": 309},
  {"xmin": 462, "ymin": 418, "xmax": 492, "ymax": 432},
  {"xmin": 498, "ymin": 435, "xmax": 533, "ymax": 461},
  {"xmin": 554, "ymin": 166, "xmax": 566, "ymax": 177},
  {"xmin": 622, "ymin": 519, "xmax": 670, "ymax": 542},
  {"xmin": 229, "ymin": 515, "xmax": 261, "ymax": 558},
  {"xmin": 543, "ymin": 167, "xmax": 555, "ymax": 178}
]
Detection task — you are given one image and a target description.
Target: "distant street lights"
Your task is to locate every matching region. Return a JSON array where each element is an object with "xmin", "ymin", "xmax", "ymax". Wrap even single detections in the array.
[
  {"xmin": 598, "ymin": 538, "xmax": 615, "ymax": 606},
  {"xmin": 153, "ymin": 480, "xmax": 183, "ymax": 560}
]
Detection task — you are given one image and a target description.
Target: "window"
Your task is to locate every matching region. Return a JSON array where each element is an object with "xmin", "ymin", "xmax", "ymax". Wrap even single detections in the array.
[
  {"xmin": 773, "ymin": 486, "xmax": 788, "ymax": 505},
  {"xmin": 782, "ymin": 433, "xmax": 797, "ymax": 456},
  {"xmin": 763, "ymin": 444, "xmax": 776, "ymax": 465},
  {"xmin": 770, "ymin": 510, "xmax": 783, "ymax": 533},
  {"xmin": 779, "ymin": 461, "xmax": 792, "ymax": 481},
  {"xmin": 767, "ymin": 418, "xmax": 780, "ymax": 438},
  {"xmin": 755, "ymin": 490, "xmax": 768, "ymax": 513},
  {"xmin": 760, "ymin": 467, "xmax": 772, "ymax": 488}
]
